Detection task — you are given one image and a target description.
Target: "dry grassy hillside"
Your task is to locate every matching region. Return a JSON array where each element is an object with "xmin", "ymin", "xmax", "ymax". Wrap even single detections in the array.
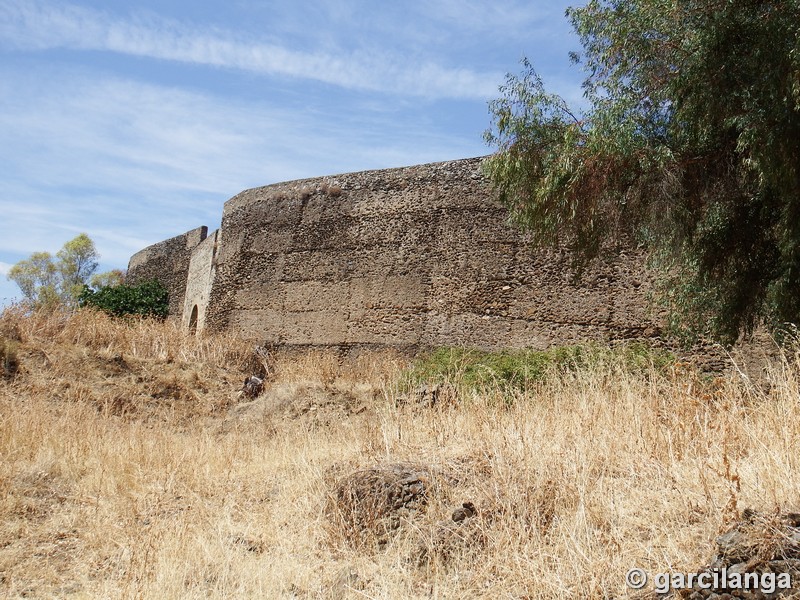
[{"xmin": 1, "ymin": 307, "xmax": 799, "ymax": 599}]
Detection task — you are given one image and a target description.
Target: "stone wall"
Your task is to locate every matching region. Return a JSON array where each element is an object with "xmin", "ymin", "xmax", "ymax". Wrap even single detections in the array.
[
  {"xmin": 202, "ymin": 158, "xmax": 661, "ymax": 350},
  {"xmin": 127, "ymin": 226, "xmax": 208, "ymax": 320},
  {"xmin": 182, "ymin": 229, "xmax": 220, "ymax": 333}
]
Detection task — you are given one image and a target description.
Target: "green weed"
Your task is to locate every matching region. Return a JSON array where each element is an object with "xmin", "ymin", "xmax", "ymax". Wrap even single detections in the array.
[{"xmin": 403, "ymin": 342, "xmax": 675, "ymax": 394}]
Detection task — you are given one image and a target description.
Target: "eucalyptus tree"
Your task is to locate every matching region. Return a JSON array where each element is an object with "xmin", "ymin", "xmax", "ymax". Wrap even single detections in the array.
[
  {"xmin": 484, "ymin": 0, "xmax": 800, "ymax": 343},
  {"xmin": 8, "ymin": 234, "xmax": 99, "ymax": 308}
]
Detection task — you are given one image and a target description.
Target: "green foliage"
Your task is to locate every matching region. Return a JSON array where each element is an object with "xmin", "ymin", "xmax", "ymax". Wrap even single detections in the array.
[
  {"xmin": 7, "ymin": 252, "xmax": 60, "ymax": 309},
  {"xmin": 79, "ymin": 280, "xmax": 169, "ymax": 319},
  {"xmin": 484, "ymin": 0, "xmax": 800, "ymax": 345},
  {"xmin": 57, "ymin": 233, "xmax": 99, "ymax": 302},
  {"xmin": 7, "ymin": 234, "xmax": 100, "ymax": 309},
  {"xmin": 89, "ymin": 269, "xmax": 126, "ymax": 289},
  {"xmin": 404, "ymin": 343, "xmax": 675, "ymax": 394}
]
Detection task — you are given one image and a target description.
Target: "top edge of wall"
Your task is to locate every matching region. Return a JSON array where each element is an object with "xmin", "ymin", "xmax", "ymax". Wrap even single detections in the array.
[
  {"xmin": 222, "ymin": 156, "xmax": 490, "ymax": 210},
  {"xmin": 127, "ymin": 225, "xmax": 208, "ymax": 271}
]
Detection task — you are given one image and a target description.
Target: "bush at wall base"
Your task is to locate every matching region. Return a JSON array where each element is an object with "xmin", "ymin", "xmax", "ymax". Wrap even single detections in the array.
[{"xmin": 78, "ymin": 280, "xmax": 169, "ymax": 319}]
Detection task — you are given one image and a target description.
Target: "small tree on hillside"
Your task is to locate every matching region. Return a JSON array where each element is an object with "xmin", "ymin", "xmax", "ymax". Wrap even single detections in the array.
[
  {"xmin": 8, "ymin": 234, "xmax": 100, "ymax": 309},
  {"xmin": 56, "ymin": 233, "xmax": 99, "ymax": 302},
  {"xmin": 7, "ymin": 251, "xmax": 60, "ymax": 309}
]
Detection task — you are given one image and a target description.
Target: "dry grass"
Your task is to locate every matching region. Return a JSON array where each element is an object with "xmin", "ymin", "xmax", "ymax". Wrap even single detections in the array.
[{"xmin": 1, "ymin": 307, "xmax": 799, "ymax": 598}]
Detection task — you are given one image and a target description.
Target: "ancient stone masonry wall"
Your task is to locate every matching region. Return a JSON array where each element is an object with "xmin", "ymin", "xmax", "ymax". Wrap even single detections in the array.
[
  {"xmin": 203, "ymin": 158, "xmax": 661, "ymax": 351},
  {"xmin": 127, "ymin": 226, "xmax": 208, "ymax": 320},
  {"xmin": 182, "ymin": 229, "xmax": 220, "ymax": 332}
]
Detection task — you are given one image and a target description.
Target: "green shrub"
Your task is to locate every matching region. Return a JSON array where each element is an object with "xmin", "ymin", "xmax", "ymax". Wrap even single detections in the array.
[
  {"xmin": 79, "ymin": 280, "xmax": 169, "ymax": 319},
  {"xmin": 403, "ymin": 342, "xmax": 675, "ymax": 394}
]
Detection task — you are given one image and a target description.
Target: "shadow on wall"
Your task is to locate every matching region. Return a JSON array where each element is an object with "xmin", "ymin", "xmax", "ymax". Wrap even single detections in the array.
[{"xmin": 188, "ymin": 305, "xmax": 198, "ymax": 336}]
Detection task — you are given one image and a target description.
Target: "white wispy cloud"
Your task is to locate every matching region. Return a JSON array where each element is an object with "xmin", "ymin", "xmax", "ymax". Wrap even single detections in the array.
[
  {"xmin": 0, "ymin": 64, "xmax": 485, "ymax": 270},
  {"xmin": 0, "ymin": 0, "xmax": 500, "ymax": 99},
  {"xmin": 0, "ymin": 261, "xmax": 12, "ymax": 276},
  {"xmin": 418, "ymin": 0, "xmax": 563, "ymax": 37}
]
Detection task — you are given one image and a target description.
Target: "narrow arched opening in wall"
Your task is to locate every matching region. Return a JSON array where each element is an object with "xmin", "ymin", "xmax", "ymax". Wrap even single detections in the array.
[{"xmin": 188, "ymin": 305, "xmax": 199, "ymax": 335}]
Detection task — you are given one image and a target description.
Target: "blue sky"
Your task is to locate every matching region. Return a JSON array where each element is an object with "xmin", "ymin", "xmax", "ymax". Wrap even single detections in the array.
[{"xmin": 0, "ymin": 0, "xmax": 584, "ymax": 305}]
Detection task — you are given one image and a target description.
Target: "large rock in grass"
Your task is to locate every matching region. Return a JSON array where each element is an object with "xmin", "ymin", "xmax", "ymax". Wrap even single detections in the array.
[{"xmin": 325, "ymin": 462, "xmax": 448, "ymax": 549}]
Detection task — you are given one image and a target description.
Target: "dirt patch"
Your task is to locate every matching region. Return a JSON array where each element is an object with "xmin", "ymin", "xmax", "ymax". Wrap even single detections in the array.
[
  {"xmin": 0, "ymin": 337, "xmax": 19, "ymax": 380},
  {"xmin": 8, "ymin": 340, "xmax": 243, "ymax": 424},
  {"xmin": 5, "ymin": 466, "xmax": 71, "ymax": 522},
  {"xmin": 223, "ymin": 381, "xmax": 379, "ymax": 429}
]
